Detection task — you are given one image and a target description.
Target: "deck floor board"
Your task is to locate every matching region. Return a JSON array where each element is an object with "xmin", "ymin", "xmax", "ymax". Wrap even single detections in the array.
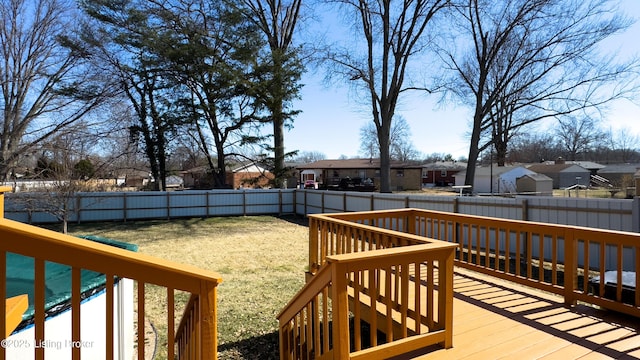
[{"xmin": 406, "ymin": 267, "xmax": 640, "ymax": 359}]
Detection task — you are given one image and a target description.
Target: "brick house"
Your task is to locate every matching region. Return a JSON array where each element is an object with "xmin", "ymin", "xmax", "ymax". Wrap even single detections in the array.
[
  {"xmin": 297, "ymin": 158, "xmax": 423, "ymax": 191},
  {"xmin": 421, "ymin": 161, "xmax": 467, "ymax": 187}
]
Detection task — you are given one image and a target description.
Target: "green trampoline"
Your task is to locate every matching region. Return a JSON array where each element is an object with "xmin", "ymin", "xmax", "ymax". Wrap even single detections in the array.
[{"xmin": 5, "ymin": 235, "xmax": 138, "ymax": 330}]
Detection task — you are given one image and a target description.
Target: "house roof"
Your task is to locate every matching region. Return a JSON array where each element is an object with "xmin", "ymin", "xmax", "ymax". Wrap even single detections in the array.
[
  {"xmin": 526, "ymin": 163, "xmax": 588, "ymax": 174},
  {"xmin": 568, "ymin": 161, "xmax": 605, "ymax": 170},
  {"xmin": 230, "ymin": 162, "xmax": 270, "ymax": 173},
  {"xmin": 456, "ymin": 165, "xmax": 528, "ymax": 177},
  {"xmin": 517, "ymin": 173, "xmax": 553, "ymax": 181},
  {"xmin": 297, "ymin": 158, "xmax": 422, "ymax": 170},
  {"xmin": 598, "ymin": 163, "xmax": 640, "ymax": 174}
]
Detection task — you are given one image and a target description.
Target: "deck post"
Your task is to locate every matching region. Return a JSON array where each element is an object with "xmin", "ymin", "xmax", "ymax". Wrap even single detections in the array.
[
  {"xmin": 563, "ymin": 228, "xmax": 578, "ymax": 307},
  {"xmin": 200, "ymin": 281, "xmax": 219, "ymax": 359},
  {"xmin": 330, "ymin": 260, "xmax": 350, "ymax": 357},
  {"xmin": 439, "ymin": 248, "xmax": 455, "ymax": 349},
  {"xmin": 0, "ymin": 186, "xmax": 11, "ymax": 218},
  {"xmin": 309, "ymin": 217, "xmax": 319, "ymax": 275}
]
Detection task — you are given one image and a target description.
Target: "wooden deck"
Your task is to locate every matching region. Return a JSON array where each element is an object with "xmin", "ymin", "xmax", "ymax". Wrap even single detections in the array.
[{"xmin": 407, "ymin": 267, "xmax": 640, "ymax": 360}]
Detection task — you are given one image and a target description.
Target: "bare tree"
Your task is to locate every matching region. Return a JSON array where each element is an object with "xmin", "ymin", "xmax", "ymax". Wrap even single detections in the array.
[
  {"xmin": 294, "ymin": 150, "xmax": 326, "ymax": 163},
  {"xmin": 443, "ymin": 0, "xmax": 638, "ymax": 189},
  {"xmin": 327, "ymin": 0, "xmax": 449, "ymax": 192},
  {"xmin": 555, "ymin": 116, "xmax": 604, "ymax": 161},
  {"xmin": 20, "ymin": 127, "xmax": 106, "ymax": 233},
  {"xmin": 507, "ymin": 132, "xmax": 560, "ymax": 163},
  {"xmin": 359, "ymin": 116, "xmax": 421, "ymax": 161},
  {"xmin": 610, "ymin": 127, "xmax": 640, "ymax": 163},
  {"xmin": 0, "ymin": 0, "xmax": 109, "ymax": 180}
]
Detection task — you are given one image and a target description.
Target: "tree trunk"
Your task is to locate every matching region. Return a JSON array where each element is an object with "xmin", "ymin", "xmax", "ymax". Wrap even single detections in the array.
[
  {"xmin": 495, "ymin": 140, "xmax": 507, "ymax": 166},
  {"xmin": 214, "ymin": 144, "xmax": 227, "ymax": 188},
  {"xmin": 272, "ymin": 106, "xmax": 286, "ymax": 188},
  {"xmin": 463, "ymin": 109, "xmax": 482, "ymax": 191},
  {"xmin": 378, "ymin": 126, "xmax": 392, "ymax": 193}
]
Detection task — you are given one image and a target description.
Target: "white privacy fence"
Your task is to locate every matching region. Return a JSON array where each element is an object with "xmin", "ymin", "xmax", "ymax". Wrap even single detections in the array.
[
  {"xmin": 3, "ymin": 189, "xmax": 639, "ymax": 232},
  {"xmin": 4, "ymin": 189, "xmax": 295, "ymax": 224},
  {"xmin": 294, "ymin": 190, "xmax": 639, "ymax": 232}
]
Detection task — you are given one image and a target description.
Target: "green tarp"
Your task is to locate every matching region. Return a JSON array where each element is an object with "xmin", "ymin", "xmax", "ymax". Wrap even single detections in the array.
[{"xmin": 5, "ymin": 235, "xmax": 138, "ymax": 325}]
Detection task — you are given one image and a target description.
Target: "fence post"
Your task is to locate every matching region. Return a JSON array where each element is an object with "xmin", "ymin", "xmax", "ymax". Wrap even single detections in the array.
[
  {"xmin": 521, "ymin": 198, "xmax": 529, "ymax": 221},
  {"xmin": 243, "ymin": 190, "xmax": 247, "ymax": 216},
  {"xmin": 279, "ymin": 190, "xmax": 283, "ymax": 216},
  {"xmin": 166, "ymin": 191, "xmax": 171, "ymax": 220},
  {"xmin": 633, "ymin": 197, "xmax": 640, "ymax": 233},
  {"xmin": 76, "ymin": 194, "xmax": 82, "ymax": 224},
  {"xmin": 206, "ymin": 191, "xmax": 210, "ymax": 217},
  {"xmin": 123, "ymin": 193, "xmax": 128, "ymax": 222},
  {"xmin": 453, "ymin": 197, "xmax": 459, "ymax": 213},
  {"xmin": 303, "ymin": 190, "xmax": 307, "ymax": 215}
]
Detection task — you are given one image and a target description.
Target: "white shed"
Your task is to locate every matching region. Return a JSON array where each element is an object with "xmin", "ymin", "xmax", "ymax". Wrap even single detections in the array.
[{"xmin": 455, "ymin": 166, "xmax": 535, "ymax": 194}]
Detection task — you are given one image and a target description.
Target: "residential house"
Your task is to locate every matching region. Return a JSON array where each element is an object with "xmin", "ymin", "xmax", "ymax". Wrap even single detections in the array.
[
  {"xmin": 527, "ymin": 159, "xmax": 591, "ymax": 189},
  {"xmin": 421, "ymin": 161, "xmax": 467, "ymax": 187},
  {"xmin": 226, "ymin": 162, "xmax": 274, "ymax": 189},
  {"xmin": 597, "ymin": 163, "xmax": 640, "ymax": 188},
  {"xmin": 454, "ymin": 165, "xmax": 536, "ymax": 194},
  {"xmin": 165, "ymin": 175, "xmax": 184, "ymax": 190},
  {"xmin": 181, "ymin": 166, "xmax": 213, "ymax": 189},
  {"xmin": 297, "ymin": 158, "xmax": 423, "ymax": 191},
  {"xmin": 567, "ymin": 161, "xmax": 605, "ymax": 177},
  {"xmin": 182, "ymin": 162, "xmax": 274, "ymax": 189}
]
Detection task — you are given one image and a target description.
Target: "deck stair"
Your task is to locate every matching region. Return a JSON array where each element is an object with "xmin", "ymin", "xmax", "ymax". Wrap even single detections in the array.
[{"xmin": 277, "ymin": 215, "xmax": 457, "ymax": 359}]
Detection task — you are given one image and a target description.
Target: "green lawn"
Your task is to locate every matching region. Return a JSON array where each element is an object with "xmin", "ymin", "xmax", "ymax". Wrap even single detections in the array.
[{"xmin": 67, "ymin": 215, "xmax": 309, "ymax": 360}]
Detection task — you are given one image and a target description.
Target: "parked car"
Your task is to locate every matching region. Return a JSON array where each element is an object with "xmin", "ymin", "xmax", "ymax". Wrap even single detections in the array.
[{"xmin": 304, "ymin": 180, "xmax": 316, "ymax": 189}]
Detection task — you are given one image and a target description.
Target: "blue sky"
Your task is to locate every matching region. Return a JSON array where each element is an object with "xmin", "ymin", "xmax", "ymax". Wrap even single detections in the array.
[{"xmin": 284, "ymin": 0, "xmax": 640, "ymax": 160}]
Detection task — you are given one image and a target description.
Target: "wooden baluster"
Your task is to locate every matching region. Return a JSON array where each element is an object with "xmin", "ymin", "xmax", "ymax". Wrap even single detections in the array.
[{"xmin": 167, "ymin": 288, "xmax": 174, "ymax": 359}]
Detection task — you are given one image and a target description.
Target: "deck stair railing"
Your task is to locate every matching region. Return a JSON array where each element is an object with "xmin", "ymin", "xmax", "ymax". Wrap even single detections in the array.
[
  {"xmin": 278, "ymin": 213, "xmax": 456, "ymax": 359},
  {"xmin": 0, "ymin": 186, "xmax": 222, "ymax": 359}
]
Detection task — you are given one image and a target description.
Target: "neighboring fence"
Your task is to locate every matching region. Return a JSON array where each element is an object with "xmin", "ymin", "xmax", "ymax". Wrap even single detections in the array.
[
  {"xmin": 3, "ymin": 188, "xmax": 639, "ymax": 233},
  {"xmin": 4, "ymin": 189, "xmax": 296, "ymax": 224},
  {"xmin": 295, "ymin": 190, "xmax": 640, "ymax": 232}
]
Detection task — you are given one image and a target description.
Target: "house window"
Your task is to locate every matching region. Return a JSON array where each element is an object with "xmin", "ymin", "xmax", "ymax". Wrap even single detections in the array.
[
  {"xmin": 441, "ymin": 170, "xmax": 447, "ymax": 177},
  {"xmin": 396, "ymin": 170, "xmax": 404, "ymax": 177}
]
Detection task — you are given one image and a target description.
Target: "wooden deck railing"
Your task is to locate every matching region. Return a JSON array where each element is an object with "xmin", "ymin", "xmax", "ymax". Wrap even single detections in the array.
[
  {"xmin": 316, "ymin": 208, "xmax": 640, "ymax": 318},
  {"xmin": 0, "ymin": 187, "xmax": 222, "ymax": 359},
  {"xmin": 279, "ymin": 213, "xmax": 456, "ymax": 359}
]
